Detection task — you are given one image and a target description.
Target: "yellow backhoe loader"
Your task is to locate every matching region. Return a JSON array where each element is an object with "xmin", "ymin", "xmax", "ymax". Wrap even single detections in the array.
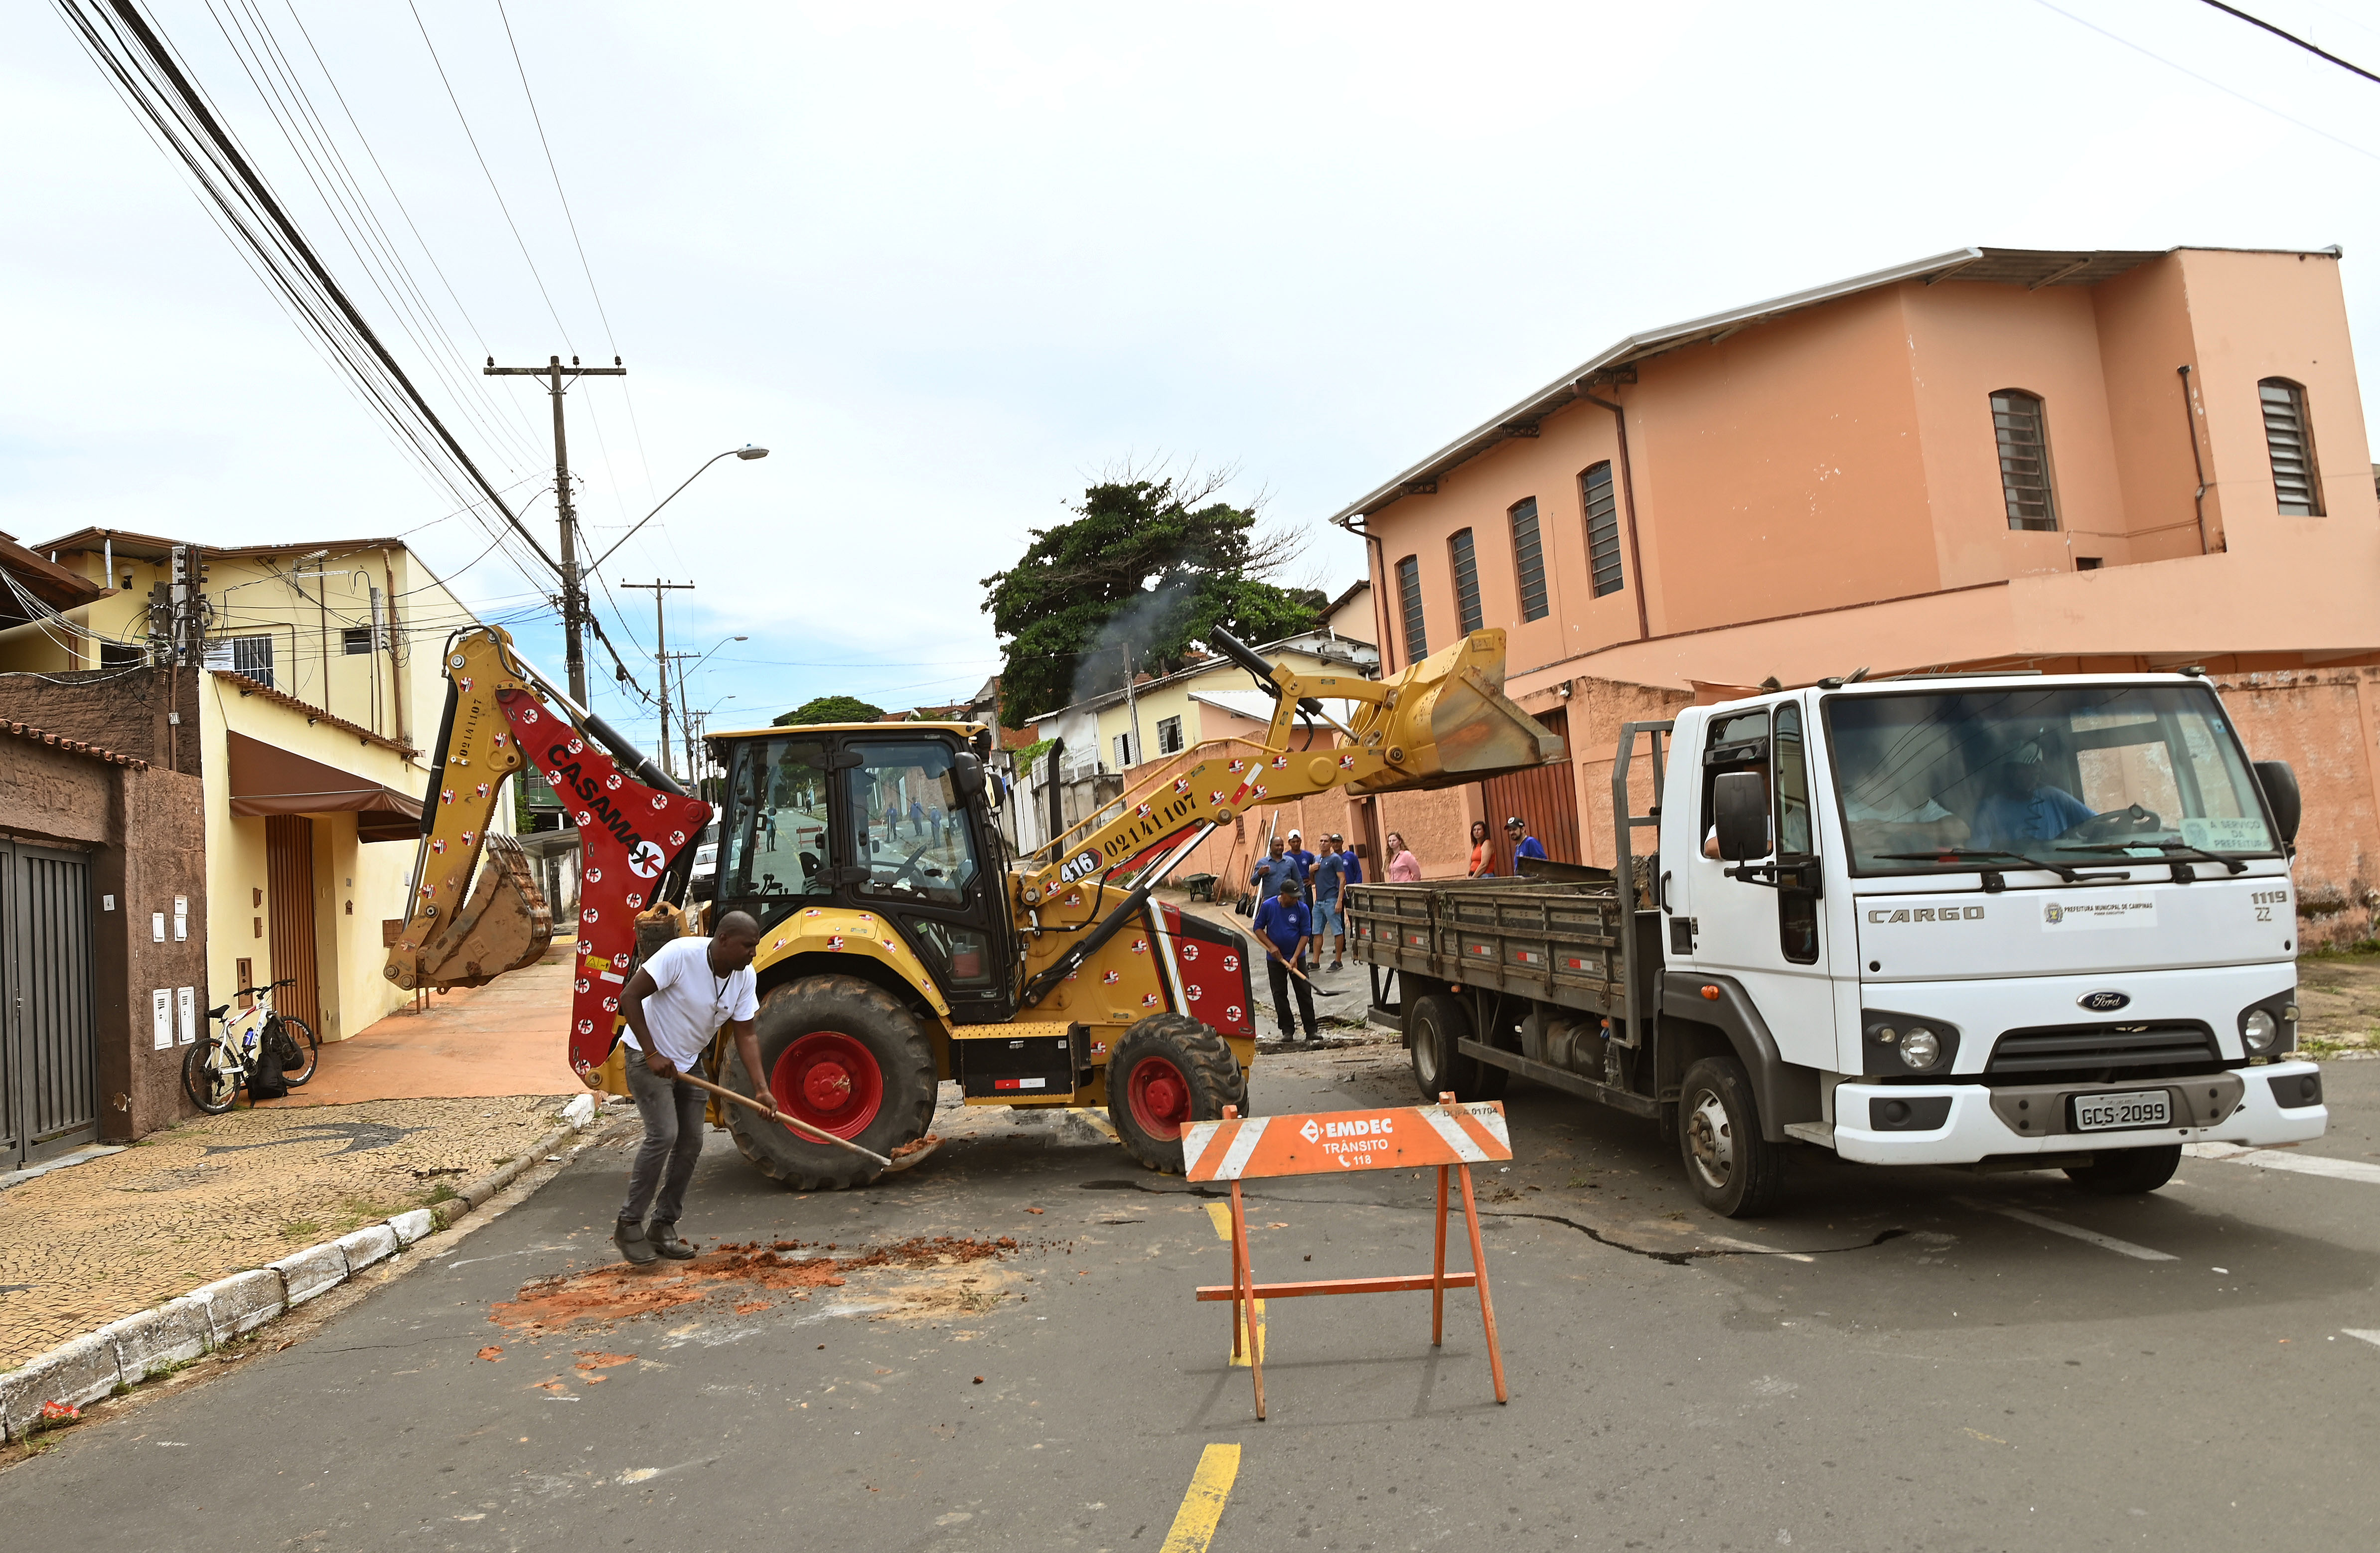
[{"xmin": 385, "ymin": 623, "xmax": 1560, "ymax": 1187}]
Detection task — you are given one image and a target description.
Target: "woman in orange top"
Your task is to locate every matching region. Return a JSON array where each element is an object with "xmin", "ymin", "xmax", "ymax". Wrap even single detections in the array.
[{"xmin": 1467, "ymin": 818, "xmax": 1492, "ymax": 877}]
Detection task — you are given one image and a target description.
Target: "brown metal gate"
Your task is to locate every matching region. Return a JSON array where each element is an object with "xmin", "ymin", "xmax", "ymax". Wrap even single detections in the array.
[
  {"xmin": 265, "ymin": 815, "xmax": 323, "ymax": 1035},
  {"xmin": 1482, "ymin": 706, "xmax": 1580, "ymax": 871},
  {"xmin": 0, "ymin": 839, "xmax": 99, "ymax": 1169}
]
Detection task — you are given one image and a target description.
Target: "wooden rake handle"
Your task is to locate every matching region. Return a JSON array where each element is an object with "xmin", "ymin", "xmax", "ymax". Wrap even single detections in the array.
[{"xmin": 674, "ymin": 1070, "xmax": 896, "ymax": 1171}]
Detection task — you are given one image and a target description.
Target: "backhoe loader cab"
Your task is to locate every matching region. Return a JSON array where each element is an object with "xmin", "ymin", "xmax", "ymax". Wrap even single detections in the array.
[{"xmin": 705, "ymin": 722, "xmax": 1016, "ymax": 1026}]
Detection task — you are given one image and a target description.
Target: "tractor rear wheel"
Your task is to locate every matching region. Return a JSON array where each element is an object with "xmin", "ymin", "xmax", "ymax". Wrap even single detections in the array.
[
  {"xmin": 721, "ymin": 974, "xmax": 935, "ymax": 1191},
  {"xmin": 1107, "ymin": 1012, "xmax": 1246, "ymax": 1175}
]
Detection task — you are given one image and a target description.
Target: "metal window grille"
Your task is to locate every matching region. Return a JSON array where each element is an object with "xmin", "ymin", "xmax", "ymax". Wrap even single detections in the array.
[
  {"xmin": 1582, "ymin": 463, "xmax": 1624, "ymax": 597},
  {"xmin": 2258, "ymin": 378, "xmax": 2323, "ymax": 516},
  {"xmin": 1990, "ymin": 390, "xmax": 2058, "ymax": 530},
  {"xmin": 231, "ymin": 634, "xmax": 275, "ymax": 688},
  {"xmin": 1156, "ymin": 715, "xmax": 1183, "ymax": 755},
  {"xmin": 1396, "ymin": 554, "xmax": 1427, "ymax": 660},
  {"xmin": 1509, "ymin": 498, "xmax": 1548, "ymax": 621},
  {"xmin": 1449, "ymin": 530, "xmax": 1484, "ymax": 634}
]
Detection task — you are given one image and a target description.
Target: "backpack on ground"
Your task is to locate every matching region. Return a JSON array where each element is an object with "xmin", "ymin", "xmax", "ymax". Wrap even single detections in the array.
[{"xmin": 246, "ymin": 1032, "xmax": 289, "ymax": 1102}]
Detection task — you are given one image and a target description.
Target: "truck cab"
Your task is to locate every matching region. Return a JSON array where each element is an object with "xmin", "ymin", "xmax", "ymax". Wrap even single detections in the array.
[{"xmin": 1666, "ymin": 671, "xmax": 2322, "ymax": 1181}]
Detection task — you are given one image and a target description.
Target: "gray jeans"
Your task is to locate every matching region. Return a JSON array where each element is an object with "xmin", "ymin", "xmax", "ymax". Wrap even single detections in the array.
[{"xmin": 621, "ymin": 1056, "xmax": 708, "ymax": 1227}]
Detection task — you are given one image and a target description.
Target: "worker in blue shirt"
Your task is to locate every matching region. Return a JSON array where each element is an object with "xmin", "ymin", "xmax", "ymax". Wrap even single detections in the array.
[
  {"xmin": 1248, "ymin": 835, "xmax": 1302, "ymax": 904},
  {"xmin": 1505, "ymin": 816, "xmax": 1548, "ymax": 865},
  {"xmin": 1969, "ymin": 743, "xmax": 2095, "ymax": 851},
  {"xmin": 1251, "ymin": 879, "xmax": 1318, "ymax": 1042},
  {"xmin": 1285, "ymin": 829, "xmax": 1316, "ymax": 881}
]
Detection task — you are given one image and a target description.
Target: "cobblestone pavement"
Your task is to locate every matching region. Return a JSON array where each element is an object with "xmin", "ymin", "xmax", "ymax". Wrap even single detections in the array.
[{"xmin": 0, "ymin": 1094, "xmax": 579, "ymax": 1368}]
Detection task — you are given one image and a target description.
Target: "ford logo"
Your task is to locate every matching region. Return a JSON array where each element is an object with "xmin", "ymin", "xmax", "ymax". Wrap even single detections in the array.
[{"xmin": 2078, "ymin": 990, "xmax": 2131, "ymax": 1013}]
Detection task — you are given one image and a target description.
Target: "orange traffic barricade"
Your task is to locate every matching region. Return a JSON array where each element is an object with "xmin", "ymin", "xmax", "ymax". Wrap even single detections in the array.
[{"xmin": 1181, "ymin": 1092, "xmax": 1511, "ymax": 1420}]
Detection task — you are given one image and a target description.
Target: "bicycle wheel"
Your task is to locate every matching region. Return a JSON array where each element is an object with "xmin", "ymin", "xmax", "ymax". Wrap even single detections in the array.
[
  {"xmin": 181, "ymin": 1038, "xmax": 241, "ymax": 1114},
  {"xmin": 269, "ymin": 1015, "xmax": 320, "ymax": 1087}
]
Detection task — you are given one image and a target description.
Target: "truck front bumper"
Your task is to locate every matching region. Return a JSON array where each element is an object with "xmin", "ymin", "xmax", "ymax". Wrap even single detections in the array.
[{"xmin": 1832, "ymin": 1061, "xmax": 2326, "ymax": 1166}]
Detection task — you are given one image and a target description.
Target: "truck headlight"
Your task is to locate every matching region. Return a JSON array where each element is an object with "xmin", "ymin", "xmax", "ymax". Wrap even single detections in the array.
[
  {"xmin": 2242, "ymin": 1008, "xmax": 2278, "ymax": 1054},
  {"xmin": 1900, "ymin": 1027, "xmax": 1941, "ymax": 1070}
]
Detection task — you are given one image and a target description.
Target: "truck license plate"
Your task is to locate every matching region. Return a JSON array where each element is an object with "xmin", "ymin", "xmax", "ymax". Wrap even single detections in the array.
[{"xmin": 2073, "ymin": 1089, "xmax": 2171, "ymax": 1132}]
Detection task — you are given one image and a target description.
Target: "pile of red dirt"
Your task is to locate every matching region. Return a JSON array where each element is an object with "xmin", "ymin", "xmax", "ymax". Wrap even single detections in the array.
[{"xmin": 489, "ymin": 1234, "xmax": 1024, "ymax": 1335}]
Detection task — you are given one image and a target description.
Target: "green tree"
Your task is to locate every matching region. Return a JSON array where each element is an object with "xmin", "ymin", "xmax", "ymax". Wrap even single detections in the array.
[
  {"xmin": 774, "ymin": 694, "xmax": 886, "ymax": 727},
  {"xmin": 981, "ymin": 469, "xmax": 1320, "ymax": 727}
]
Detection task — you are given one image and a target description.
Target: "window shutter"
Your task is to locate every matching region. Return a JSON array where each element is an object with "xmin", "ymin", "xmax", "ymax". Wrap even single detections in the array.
[
  {"xmin": 1509, "ymin": 498, "xmax": 1548, "ymax": 621},
  {"xmin": 2258, "ymin": 379, "xmax": 2323, "ymax": 516},
  {"xmin": 1582, "ymin": 463, "xmax": 1624, "ymax": 597},
  {"xmin": 1990, "ymin": 391, "xmax": 2058, "ymax": 530},
  {"xmin": 1395, "ymin": 555, "xmax": 1427, "ymax": 660},
  {"xmin": 1450, "ymin": 530, "xmax": 1484, "ymax": 634}
]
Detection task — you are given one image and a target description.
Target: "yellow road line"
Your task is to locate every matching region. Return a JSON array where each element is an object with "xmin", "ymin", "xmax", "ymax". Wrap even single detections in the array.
[
  {"xmin": 1158, "ymin": 1442, "xmax": 1242, "ymax": 1553},
  {"xmin": 1204, "ymin": 1202, "xmax": 1265, "ymax": 1365}
]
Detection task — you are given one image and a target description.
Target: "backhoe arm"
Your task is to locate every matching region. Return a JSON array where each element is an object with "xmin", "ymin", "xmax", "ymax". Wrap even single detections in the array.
[
  {"xmin": 383, "ymin": 625, "xmax": 713, "ymax": 1074},
  {"xmin": 1014, "ymin": 627, "xmax": 1559, "ymax": 1005}
]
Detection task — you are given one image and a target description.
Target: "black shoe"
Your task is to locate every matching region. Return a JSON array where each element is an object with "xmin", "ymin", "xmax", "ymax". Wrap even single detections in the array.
[
  {"xmin": 649, "ymin": 1221, "xmax": 696, "ymax": 1260},
  {"xmin": 614, "ymin": 1218, "xmax": 657, "ymax": 1266}
]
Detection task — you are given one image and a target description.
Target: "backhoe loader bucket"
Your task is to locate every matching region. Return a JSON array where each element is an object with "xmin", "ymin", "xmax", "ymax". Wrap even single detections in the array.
[
  {"xmin": 391, "ymin": 832, "xmax": 554, "ymax": 990},
  {"xmin": 1345, "ymin": 629, "xmax": 1564, "ymax": 795}
]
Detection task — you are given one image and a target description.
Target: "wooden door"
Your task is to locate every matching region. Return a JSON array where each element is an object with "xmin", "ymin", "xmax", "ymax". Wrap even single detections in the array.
[
  {"xmin": 265, "ymin": 816, "xmax": 323, "ymax": 1034},
  {"xmin": 1482, "ymin": 707, "xmax": 1580, "ymax": 870}
]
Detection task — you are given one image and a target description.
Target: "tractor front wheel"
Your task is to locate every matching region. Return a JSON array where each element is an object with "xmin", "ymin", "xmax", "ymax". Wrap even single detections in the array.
[
  {"xmin": 721, "ymin": 974, "xmax": 935, "ymax": 1191},
  {"xmin": 1107, "ymin": 1012, "xmax": 1246, "ymax": 1175}
]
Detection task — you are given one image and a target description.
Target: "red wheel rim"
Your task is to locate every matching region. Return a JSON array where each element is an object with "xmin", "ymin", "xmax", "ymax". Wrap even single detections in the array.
[
  {"xmin": 769, "ymin": 1031, "xmax": 884, "ymax": 1140},
  {"xmin": 1125, "ymin": 1054, "xmax": 1194, "ymax": 1142}
]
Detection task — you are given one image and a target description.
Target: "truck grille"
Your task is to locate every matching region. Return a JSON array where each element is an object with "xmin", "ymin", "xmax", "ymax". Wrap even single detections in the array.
[{"xmin": 1985, "ymin": 1022, "xmax": 2220, "ymax": 1078}]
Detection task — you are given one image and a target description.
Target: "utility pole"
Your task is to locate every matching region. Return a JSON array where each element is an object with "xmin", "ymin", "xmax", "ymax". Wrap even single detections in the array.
[
  {"xmin": 621, "ymin": 580, "xmax": 694, "ymax": 778},
  {"xmin": 485, "ymin": 353, "xmax": 626, "ymax": 706}
]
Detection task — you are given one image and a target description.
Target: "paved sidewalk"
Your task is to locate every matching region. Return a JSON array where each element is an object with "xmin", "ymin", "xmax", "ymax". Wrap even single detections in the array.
[
  {"xmin": 0, "ymin": 1095, "xmax": 583, "ymax": 1369},
  {"xmin": 283, "ymin": 939, "xmax": 581, "ymax": 1105}
]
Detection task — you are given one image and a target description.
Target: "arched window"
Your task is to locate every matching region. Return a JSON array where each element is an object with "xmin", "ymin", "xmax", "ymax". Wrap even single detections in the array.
[
  {"xmin": 1395, "ymin": 554, "xmax": 1427, "ymax": 660},
  {"xmin": 1449, "ymin": 529, "xmax": 1484, "ymax": 634},
  {"xmin": 1581, "ymin": 462, "xmax": 1624, "ymax": 595},
  {"xmin": 1990, "ymin": 390, "xmax": 2058, "ymax": 531},
  {"xmin": 1509, "ymin": 498, "xmax": 1549, "ymax": 621},
  {"xmin": 2258, "ymin": 378, "xmax": 2323, "ymax": 515}
]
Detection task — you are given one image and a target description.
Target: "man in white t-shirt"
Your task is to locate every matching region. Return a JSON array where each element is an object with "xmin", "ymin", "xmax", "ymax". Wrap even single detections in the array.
[{"xmin": 613, "ymin": 911, "xmax": 769, "ymax": 1265}]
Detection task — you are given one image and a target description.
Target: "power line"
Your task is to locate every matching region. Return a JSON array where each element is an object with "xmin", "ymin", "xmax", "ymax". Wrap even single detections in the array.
[
  {"xmin": 2030, "ymin": 1, "xmax": 2380, "ymax": 166},
  {"xmin": 2196, "ymin": 0, "xmax": 2380, "ymax": 85},
  {"xmin": 403, "ymin": 0, "xmax": 575, "ymax": 346}
]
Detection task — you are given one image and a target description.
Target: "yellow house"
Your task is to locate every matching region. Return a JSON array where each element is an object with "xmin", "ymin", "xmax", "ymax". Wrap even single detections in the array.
[{"xmin": 0, "ymin": 529, "xmax": 511, "ymax": 1043}]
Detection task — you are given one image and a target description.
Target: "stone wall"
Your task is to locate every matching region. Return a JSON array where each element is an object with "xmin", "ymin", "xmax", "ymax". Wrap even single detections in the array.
[{"xmin": 0, "ymin": 665, "xmax": 203, "ymax": 774}]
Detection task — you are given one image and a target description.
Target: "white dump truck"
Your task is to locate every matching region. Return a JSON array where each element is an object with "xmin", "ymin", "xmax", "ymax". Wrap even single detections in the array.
[{"xmin": 1346, "ymin": 669, "xmax": 2328, "ymax": 1215}]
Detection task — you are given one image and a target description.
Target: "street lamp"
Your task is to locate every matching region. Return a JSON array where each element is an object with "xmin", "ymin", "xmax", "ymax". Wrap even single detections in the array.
[{"xmin": 590, "ymin": 446, "xmax": 768, "ymax": 574}]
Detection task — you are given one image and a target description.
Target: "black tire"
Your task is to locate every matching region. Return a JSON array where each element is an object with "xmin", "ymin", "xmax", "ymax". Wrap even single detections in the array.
[
  {"xmin": 1407, "ymin": 992, "xmax": 1508, "ymax": 1101},
  {"xmin": 181, "ymin": 1038, "xmax": 240, "ymax": 1115},
  {"xmin": 1676, "ymin": 1055, "xmax": 1786, "ymax": 1218},
  {"xmin": 1107, "ymin": 1013, "xmax": 1247, "ymax": 1175},
  {"xmin": 720, "ymin": 975, "xmax": 936, "ymax": 1191},
  {"xmin": 268, "ymin": 1015, "xmax": 319, "ymax": 1087},
  {"xmin": 2064, "ymin": 1143, "xmax": 2182, "ymax": 1196}
]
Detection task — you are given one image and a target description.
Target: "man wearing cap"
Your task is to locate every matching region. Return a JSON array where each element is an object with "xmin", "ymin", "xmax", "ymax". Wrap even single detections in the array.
[
  {"xmin": 1309, "ymin": 835, "xmax": 1349, "ymax": 969},
  {"xmin": 1505, "ymin": 816, "xmax": 1548, "ymax": 865},
  {"xmin": 1285, "ymin": 829, "xmax": 1316, "ymax": 881}
]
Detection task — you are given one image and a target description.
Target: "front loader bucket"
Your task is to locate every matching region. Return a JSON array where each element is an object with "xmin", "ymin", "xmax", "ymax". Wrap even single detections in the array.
[
  {"xmin": 1345, "ymin": 629, "xmax": 1564, "ymax": 795},
  {"xmin": 392, "ymin": 833, "xmax": 555, "ymax": 990}
]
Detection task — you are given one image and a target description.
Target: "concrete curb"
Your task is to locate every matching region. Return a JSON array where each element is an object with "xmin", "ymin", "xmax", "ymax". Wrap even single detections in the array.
[{"xmin": 0, "ymin": 1093, "xmax": 604, "ymax": 1442}]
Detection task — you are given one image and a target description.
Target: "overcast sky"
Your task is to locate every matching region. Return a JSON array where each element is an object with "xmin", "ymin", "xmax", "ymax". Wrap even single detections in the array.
[{"xmin": 6, "ymin": 0, "xmax": 2380, "ymax": 752}]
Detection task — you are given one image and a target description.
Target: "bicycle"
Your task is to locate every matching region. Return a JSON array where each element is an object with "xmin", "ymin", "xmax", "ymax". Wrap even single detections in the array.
[{"xmin": 180, "ymin": 978, "xmax": 321, "ymax": 1114}]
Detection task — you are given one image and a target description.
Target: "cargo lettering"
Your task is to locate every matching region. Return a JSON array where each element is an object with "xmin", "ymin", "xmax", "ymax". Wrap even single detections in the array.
[{"xmin": 1866, "ymin": 906, "xmax": 1987, "ymax": 924}]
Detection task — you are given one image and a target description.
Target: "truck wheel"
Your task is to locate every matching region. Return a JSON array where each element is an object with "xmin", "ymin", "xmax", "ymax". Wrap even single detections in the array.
[
  {"xmin": 1676, "ymin": 1055, "xmax": 1785, "ymax": 1218},
  {"xmin": 1408, "ymin": 993, "xmax": 1507, "ymax": 1101},
  {"xmin": 2064, "ymin": 1144, "xmax": 2182, "ymax": 1195},
  {"xmin": 1108, "ymin": 1013, "xmax": 1246, "ymax": 1175},
  {"xmin": 721, "ymin": 974, "xmax": 935, "ymax": 1191}
]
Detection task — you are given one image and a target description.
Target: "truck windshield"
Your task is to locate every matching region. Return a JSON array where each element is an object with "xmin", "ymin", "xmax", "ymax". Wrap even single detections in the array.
[
  {"xmin": 721, "ymin": 735, "xmax": 835, "ymax": 902},
  {"xmin": 1824, "ymin": 683, "xmax": 2274, "ymax": 875}
]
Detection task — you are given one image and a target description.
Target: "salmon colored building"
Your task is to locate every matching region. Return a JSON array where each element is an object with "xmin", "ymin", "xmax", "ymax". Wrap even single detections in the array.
[{"xmin": 1328, "ymin": 245, "xmax": 2380, "ymax": 939}]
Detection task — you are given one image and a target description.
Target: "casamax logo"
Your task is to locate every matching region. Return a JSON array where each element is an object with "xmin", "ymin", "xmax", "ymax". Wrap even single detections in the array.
[{"xmin": 1866, "ymin": 905, "xmax": 1987, "ymax": 925}]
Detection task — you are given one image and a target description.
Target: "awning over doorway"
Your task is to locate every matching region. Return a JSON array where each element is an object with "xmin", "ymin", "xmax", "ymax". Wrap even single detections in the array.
[{"xmin": 226, "ymin": 732, "xmax": 423, "ymax": 843}]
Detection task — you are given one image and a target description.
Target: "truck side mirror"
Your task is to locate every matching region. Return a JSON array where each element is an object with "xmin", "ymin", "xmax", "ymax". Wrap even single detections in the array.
[
  {"xmin": 1712, "ymin": 771, "xmax": 1769, "ymax": 862},
  {"xmin": 2253, "ymin": 760, "xmax": 2301, "ymax": 846},
  {"xmin": 951, "ymin": 751, "xmax": 987, "ymax": 804}
]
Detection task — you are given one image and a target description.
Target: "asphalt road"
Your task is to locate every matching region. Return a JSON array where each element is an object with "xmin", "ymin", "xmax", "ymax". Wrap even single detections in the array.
[{"xmin": 5, "ymin": 1047, "xmax": 2377, "ymax": 1553}]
